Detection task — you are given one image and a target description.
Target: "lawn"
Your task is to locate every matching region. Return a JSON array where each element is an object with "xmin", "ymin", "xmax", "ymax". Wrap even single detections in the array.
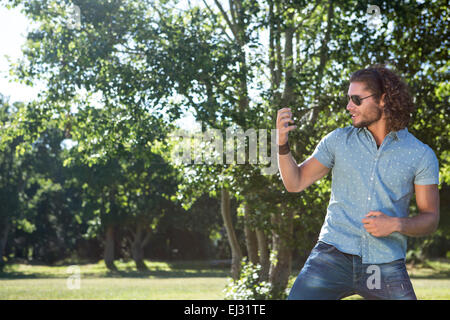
[
  {"xmin": 0, "ymin": 260, "xmax": 229, "ymax": 300},
  {"xmin": 0, "ymin": 259, "xmax": 449, "ymax": 300}
]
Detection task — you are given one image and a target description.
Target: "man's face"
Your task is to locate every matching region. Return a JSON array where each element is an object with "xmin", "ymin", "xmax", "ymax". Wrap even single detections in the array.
[{"xmin": 346, "ymin": 81, "xmax": 384, "ymax": 129}]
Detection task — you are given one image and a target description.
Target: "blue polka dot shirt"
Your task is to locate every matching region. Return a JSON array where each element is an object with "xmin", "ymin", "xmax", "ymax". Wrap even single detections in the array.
[{"xmin": 311, "ymin": 126, "xmax": 440, "ymax": 264}]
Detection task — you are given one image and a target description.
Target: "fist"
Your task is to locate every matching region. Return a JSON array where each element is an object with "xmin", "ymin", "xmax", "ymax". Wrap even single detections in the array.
[
  {"xmin": 276, "ymin": 108, "xmax": 297, "ymax": 145},
  {"xmin": 362, "ymin": 211, "xmax": 400, "ymax": 237}
]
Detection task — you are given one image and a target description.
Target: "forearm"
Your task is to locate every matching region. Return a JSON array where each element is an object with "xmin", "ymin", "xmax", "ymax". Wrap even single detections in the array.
[
  {"xmin": 278, "ymin": 152, "xmax": 301, "ymax": 193},
  {"xmin": 395, "ymin": 212, "xmax": 439, "ymax": 237}
]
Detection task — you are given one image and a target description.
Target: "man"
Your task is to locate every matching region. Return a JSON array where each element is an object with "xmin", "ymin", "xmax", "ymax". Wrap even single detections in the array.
[{"xmin": 277, "ymin": 66, "xmax": 440, "ymax": 300}]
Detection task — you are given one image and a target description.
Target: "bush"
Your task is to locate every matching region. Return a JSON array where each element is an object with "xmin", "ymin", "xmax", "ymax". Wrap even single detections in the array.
[{"xmin": 223, "ymin": 259, "xmax": 273, "ymax": 300}]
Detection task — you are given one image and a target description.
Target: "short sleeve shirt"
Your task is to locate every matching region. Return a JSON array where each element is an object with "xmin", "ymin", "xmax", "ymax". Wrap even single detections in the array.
[{"xmin": 311, "ymin": 126, "xmax": 439, "ymax": 264}]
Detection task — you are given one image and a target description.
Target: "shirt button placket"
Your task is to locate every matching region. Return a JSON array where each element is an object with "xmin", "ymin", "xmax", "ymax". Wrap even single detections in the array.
[{"xmin": 365, "ymin": 152, "xmax": 379, "ymax": 263}]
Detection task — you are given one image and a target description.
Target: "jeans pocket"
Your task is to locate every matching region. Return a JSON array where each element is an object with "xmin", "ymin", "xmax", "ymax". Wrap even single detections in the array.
[
  {"xmin": 380, "ymin": 260, "xmax": 417, "ymax": 300},
  {"xmin": 386, "ymin": 279, "xmax": 416, "ymax": 300}
]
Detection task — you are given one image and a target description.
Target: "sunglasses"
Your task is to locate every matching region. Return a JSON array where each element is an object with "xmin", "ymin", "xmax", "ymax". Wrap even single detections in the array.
[{"xmin": 346, "ymin": 94, "xmax": 376, "ymax": 106}]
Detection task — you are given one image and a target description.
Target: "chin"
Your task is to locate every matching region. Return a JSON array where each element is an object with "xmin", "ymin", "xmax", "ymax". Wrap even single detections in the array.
[
  {"xmin": 353, "ymin": 118, "xmax": 376, "ymax": 129},
  {"xmin": 352, "ymin": 121, "xmax": 364, "ymax": 128}
]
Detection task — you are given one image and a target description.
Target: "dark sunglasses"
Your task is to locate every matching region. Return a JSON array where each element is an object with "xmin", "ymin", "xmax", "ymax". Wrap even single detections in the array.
[{"xmin": 346, "ymin": 94, "xmax": 375, "ymax": 106}]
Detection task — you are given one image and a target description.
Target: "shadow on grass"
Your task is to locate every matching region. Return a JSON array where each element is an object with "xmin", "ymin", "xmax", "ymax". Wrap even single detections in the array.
[
  {"xmin": 408, "ymin": 268, "xmax": 450, "ymax": 279},
  {"xmin": 0, "ymin": 272, "xmax": 43, "ymax": 280},
  {"xmin": 0, "ymin": 260, "xmax": 230, "ymax": 280},
  {"xmin": 409, "ymin": 271, "xmax": 450, "ymax": 279},
  {"xmin": 103, "ymin": 269, "xmax": 229, "ymax": 279}
]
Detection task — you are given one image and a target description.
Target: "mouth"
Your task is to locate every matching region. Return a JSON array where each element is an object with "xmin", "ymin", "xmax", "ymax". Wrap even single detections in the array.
[{"xmin": 351, "ymin": 114, "xmax": 358, "ymax": 120}]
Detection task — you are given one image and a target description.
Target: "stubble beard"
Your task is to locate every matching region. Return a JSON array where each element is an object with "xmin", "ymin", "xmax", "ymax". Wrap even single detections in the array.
[{"xmin": 353, "ymin": 104, "xmax": 383, "ymax": 129}]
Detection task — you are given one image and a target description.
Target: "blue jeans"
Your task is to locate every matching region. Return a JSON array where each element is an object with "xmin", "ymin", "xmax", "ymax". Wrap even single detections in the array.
[{"xmin": 288, "ymin": 241, "xmax": 417, "ymax": 300}]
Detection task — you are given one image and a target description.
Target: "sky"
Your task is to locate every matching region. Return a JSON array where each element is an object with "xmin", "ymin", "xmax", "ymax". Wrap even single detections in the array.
[
  {"xmin": 0, "ymin": 5, "xmax": 43, "ymax": 103},
  {"xmin": 0, "ymin": 3, "xmax": 198, "ymax": 131}
]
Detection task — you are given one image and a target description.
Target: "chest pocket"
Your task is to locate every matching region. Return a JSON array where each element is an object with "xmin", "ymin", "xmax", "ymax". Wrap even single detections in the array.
[
  {"xmin": 334, "ymin": 146, "xmax": 369, "ymax": 179},
  {"xmin": 377, "ymin": 158, "xmax": 415, "ymax": 201}
]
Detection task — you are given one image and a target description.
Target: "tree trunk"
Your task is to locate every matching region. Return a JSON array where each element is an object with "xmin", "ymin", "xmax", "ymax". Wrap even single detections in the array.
[
  {"xmin": 104, "ymin": 224, "xmax": 117, "ymax": 271},
  {"xmin": 243, "ymin": 203, "xmax": 258, "ymax": 264},
  {"xmin": 310, "ymin": 0, "xmax": 335, "ymax": 123},
  {"xmin": 269, "ymin": 208, "xmax": 293, "ymax": 298},
  {"xmin": 267, "ymin": 14, "xmax": 296, "ymax": 297},
  {"xmin": 281, "ymin": 13, "xmax": 295, "ymax": 106},
  {"xmin": 221, "ymin": 188, "xmax": 242, "ymax": 280},
  {"xmin": 0, "ymin": 217, "xmax": 9, "ymax": 270},
  {"xmin": 212, "ymin": 0, "xmax": 253, "ymax": 280},
  {"xmin": 132, "ymin": 223, "xmax": 151, "ymax": 271},
  {"xmin": 256, "ymin": 228, "xmax": 270, "ymax": 281}
]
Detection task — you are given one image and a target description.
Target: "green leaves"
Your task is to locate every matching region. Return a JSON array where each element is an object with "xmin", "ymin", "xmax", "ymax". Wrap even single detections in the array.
[{"xmin": 2, "ymin": 0, "xmax": 448, "ymax": 269}]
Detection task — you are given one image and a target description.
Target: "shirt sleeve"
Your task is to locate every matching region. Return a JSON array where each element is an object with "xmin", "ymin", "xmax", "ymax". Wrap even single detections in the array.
[
  {"xmin": 311, "ymin": 129, "xmax": 339, "ymax": 169},
  {"xmin": 414, "ymin": 147, "xmax": 440, "ymax": 185}
]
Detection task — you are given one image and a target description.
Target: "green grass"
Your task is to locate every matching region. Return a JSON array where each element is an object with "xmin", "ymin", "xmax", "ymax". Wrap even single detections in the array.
[
  {"xmin": 1, "ymin": 259, "xmax": 449, "ymax": 300},
  {"xmin": 0, "ymin": 260, "xmax": 229, "ymax": 300}
]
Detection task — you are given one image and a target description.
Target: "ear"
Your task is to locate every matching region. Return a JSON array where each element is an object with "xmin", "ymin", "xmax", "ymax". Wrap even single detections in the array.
[{"xmin": 379, "ymin": 93, "xmax": 386, "ymax": 109}]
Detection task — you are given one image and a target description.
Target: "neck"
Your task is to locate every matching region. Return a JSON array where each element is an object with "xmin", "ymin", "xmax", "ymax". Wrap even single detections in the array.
[{"xmin": 367, "ymin": 120, "xmax": 389, "ymax": 146}]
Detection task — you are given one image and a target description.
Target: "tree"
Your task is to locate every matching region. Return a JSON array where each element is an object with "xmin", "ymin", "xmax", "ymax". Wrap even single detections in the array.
[
  {"xmin": 0, "ymin": 96, "xmax": 24, "ymax": 269},
  {"xmin": 0, "ymin": 95, "xmax": 87, "ymax": 266},
  {"xmin": 3, "ymin": 0, "xmax": 448, "ymax": 297},
  {"xmin": 3, "ymin": 0, "xmax": 189, "ymax": 270}
]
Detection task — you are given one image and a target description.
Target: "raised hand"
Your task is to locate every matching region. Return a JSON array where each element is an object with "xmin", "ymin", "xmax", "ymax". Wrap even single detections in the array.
[{"xmin": 276, "ymin": 107, "xmax": 296, "ymax": 146}]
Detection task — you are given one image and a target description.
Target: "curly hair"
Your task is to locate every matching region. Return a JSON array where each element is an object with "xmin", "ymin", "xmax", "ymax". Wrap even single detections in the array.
[{"xmin": 350, "ymin": 65, "xmax": 415, "ymax": 132}]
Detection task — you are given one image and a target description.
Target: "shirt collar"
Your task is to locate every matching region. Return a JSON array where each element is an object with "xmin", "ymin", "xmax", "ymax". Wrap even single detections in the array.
[
  {"xmin": 395, "ymin": 127, "xmax": 408, "ymax": 140},
  {"xmin": 357, "ymin": 127, "xmax": 408, "ymax": 141},
  {"xmin": 389, "ymin": 130, "xmax": 399, "ymax": 140}
]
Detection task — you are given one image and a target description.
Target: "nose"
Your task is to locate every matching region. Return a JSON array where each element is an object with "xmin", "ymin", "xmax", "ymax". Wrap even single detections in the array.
[{"xmin": 346, "ymin": 100, "xmax": 355, "ymax": 112}]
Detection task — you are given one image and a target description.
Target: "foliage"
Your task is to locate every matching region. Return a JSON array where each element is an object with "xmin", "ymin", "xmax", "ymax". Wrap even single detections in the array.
[
  {"xmin": 0, "ymin": 0, "xmax": 448, "ymax": 295},
  {"xmin": 224, "ymin": 258, "xmax": 276, "ymax": 300}
]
